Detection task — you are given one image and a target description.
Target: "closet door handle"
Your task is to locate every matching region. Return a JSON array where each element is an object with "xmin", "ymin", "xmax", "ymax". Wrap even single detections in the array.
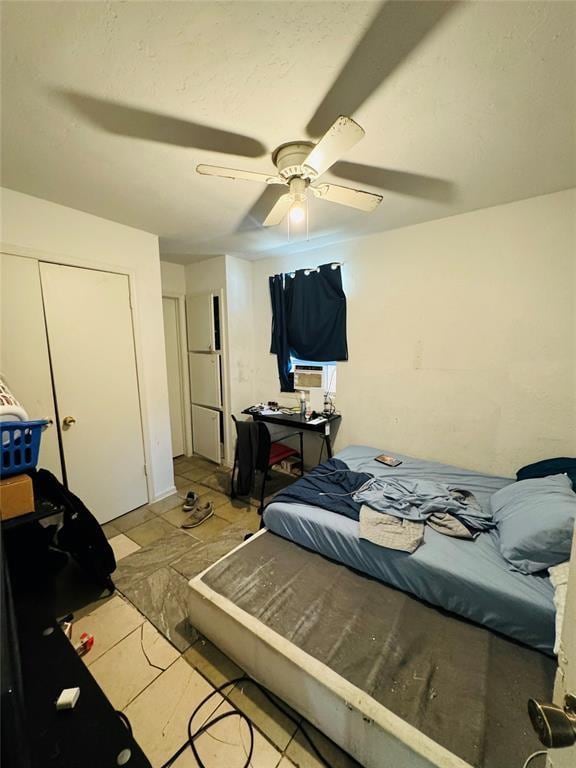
[{"xmin": 62, "ymin": 416, "xmax": 77, "ymax": 429}]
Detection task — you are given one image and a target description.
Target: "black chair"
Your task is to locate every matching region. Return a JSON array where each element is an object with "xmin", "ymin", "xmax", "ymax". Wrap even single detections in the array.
[{"xmin": 230, "ymin": 416, "xmax": 304, "ymax": 516}]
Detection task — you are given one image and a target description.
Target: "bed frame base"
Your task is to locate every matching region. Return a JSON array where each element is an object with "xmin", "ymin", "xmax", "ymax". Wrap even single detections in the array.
[{"xmin": 187, "ymin": 531, "xmax": 470, "ymax": 768}]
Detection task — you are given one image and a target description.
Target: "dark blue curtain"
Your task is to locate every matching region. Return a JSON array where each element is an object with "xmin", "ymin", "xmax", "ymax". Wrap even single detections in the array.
[
  {"xmin": 269, "ymin": 274, "xmax": 294, "ymax": 392},
  {"xmin": 269, "ymin": 264, "xmax": 348, "ymax": 389},
  {"xmin": 286, "ymin": 263, "xmax": 348, "ymax": 362}
]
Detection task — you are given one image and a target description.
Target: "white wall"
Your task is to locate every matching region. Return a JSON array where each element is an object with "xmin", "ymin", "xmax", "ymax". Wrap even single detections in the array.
[
  {"xmin": 161, "ymin": 260, "xmax": 186, "ymax": 295},
  {"xmin": 185, "ymin": 255, "xmax": 226, "ymax": 295},
  {"xmin": 248, "ymin": 189, "xmax": 576, "ymax": 477},
  {"xmin": 1, "ymin": 187, "xmax": 174, "ymax": 500},
  {"xmin": 225, "ymin": 255, "xmax": 255, "ymax": 419}
]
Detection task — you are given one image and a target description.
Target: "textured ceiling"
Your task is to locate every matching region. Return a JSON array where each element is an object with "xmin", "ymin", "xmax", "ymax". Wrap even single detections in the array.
[{"xmin": 1, "ymin": 1, "xmax": 575, "ymax": 263}]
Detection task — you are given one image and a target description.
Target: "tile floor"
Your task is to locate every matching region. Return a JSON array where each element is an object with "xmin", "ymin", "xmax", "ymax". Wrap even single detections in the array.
[{"xmin": 76, "ymin": 455, "xmax": 359, "ymax": 768}]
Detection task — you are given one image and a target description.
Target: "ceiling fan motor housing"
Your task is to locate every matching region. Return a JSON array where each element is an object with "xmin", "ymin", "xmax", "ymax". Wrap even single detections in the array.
[{"xmin": 273, "ymin": 142, "xmax": 316, "ymax": 181}]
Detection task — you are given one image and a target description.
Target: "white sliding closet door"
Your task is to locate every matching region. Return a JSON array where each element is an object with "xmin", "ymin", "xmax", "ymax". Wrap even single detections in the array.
[
  {"xmin": 40, "ymin": 263, "xmax": 147, "ymax": 523},
  {"xmin": 0, "ymin": 253, "xmax": 62, "ymax": 479}
]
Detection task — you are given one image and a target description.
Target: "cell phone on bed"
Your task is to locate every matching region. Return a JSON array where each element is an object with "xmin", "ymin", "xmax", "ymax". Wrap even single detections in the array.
[{"xmin": 375, "ymin": 454, "xmax": 403, "ymax": 467}]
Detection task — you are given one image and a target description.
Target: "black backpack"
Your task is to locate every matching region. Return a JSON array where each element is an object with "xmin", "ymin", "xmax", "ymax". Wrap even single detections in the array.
[{"xmin": 29, "ymin": 469, "xmax": 116, "ymax": 589}]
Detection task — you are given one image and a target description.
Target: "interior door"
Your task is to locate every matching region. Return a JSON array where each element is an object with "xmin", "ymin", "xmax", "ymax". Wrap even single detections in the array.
[
  {"xmin": 0, "ymin": 254, "xmax": 62, "ymax": 479},
  {"xmin": 548, "ymin": 532, "xmax": 576, "ymax": 767},
  {"xmin": 186, "ymin": 292, "xmax": 214, "ymax": 351},
  {"xmin": 191, "ymin": 405, "xmax": 220, "ymax": 463},
  {"xmin": 162, "ymin": 297, "xmax": 185, "ymax": 458},
  {"xmin": 39, "ymin": 263, "xmax": 147, "ymax": 524},
  {"xmin": 189, "ymin": 353, "xmax": 221, "ymax": 409}
]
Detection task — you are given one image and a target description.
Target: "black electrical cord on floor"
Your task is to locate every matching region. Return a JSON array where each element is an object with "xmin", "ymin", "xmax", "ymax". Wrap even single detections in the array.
[{"xmin": 117, "ymin": 674, "xmax": 333, "ymax": 768}]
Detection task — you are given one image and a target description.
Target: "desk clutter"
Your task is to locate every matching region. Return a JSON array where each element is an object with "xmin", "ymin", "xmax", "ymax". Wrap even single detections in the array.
[
  {"xmin": 245, "ymin": 398, "xmax": 336, "ymax": 424},
  {"xmin": 245, "ymin": 403, "xmax": 297, "ymax": 416}
]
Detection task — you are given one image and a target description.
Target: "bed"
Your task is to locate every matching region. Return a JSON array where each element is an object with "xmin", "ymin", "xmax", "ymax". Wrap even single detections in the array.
[
  {"xmin": 263, "ymin": 444, "xmax": 556, "ymax": 654},
  {"xmin": 187, "ymin": 446, "xmax": 557, "ymax": 767}
]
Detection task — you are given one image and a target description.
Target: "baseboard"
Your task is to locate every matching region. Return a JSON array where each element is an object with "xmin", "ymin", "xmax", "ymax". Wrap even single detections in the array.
[{"xmin": 151, "ymin": 484, "xmax": 177, "ymax": 503}]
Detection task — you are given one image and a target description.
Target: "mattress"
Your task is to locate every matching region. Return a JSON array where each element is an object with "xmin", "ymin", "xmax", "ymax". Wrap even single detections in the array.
[
  {"xmin": 263, "ymin": 445, "xmax": 555, "ymax": 654},
  {"xmin": 189, "ymin": 530, "xmax": 555, "ymax": 768}
]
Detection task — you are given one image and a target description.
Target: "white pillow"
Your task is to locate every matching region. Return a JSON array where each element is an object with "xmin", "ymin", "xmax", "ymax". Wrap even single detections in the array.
[{"xmin": 549, "ymin": 560, "xmax": 570, "ymax": 655}]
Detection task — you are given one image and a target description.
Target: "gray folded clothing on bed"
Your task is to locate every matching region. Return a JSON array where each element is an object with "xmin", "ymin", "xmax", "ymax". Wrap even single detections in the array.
[
  {"xmin": 359, "ymin": 506, "xmax": 425, "ymax": 552},
  {"xmin": 427, "ymin": 510, "xmax": 478, "ymax": 539}
]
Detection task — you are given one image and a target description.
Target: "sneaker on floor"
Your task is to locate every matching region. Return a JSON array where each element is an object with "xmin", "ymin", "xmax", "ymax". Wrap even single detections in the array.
[
  {"xmin": 181, "ymin": 502, "xmax": 214, "ymax": 528},
  {"xmin": 182, "ymin": 491, "xmax": 200, "ymax": 511}
]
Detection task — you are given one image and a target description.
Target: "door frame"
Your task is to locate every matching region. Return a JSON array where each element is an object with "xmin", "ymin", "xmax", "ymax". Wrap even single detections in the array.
[
  {"xmin": 0, "ymin": 242, "xmax": 158, "ymax": 503},
  {"xmin": 163, "ymin": 292, "xmax": 193, "ymax": 457}
]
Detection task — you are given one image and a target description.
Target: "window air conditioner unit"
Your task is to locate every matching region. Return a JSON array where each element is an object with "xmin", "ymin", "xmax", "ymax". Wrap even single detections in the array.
[{"xmin": 293, "ymin": 364, "xmax": 324, "ymax": 390}]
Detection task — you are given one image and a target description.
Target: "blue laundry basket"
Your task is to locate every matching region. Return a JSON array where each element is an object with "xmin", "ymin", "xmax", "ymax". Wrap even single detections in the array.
[{"xmin": 0, "ymin": 420, "xmax": 49, "ymax": 478}]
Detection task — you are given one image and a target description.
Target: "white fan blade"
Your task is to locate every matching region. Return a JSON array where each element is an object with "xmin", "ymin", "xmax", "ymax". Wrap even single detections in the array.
[
  {"xmin": 303, "ymin": 116, "xmax": 365, "ymax": 178},
  {"xmin": 311, "ymin": 183, "xmax": 382, "ymax": 212},
  {"xmin": 196, "ymin": 164, "xmax": 284, "ymax": 185},
  {"xmin": 263, "ymin": 194, "xmax": 293, "ymax": 226}
]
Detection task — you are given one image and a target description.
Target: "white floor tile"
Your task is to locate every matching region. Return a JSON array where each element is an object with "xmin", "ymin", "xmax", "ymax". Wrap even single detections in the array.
[
  {"xmin": 124, "ymin": 658, "xmax": 223, "ymax": 768},
  {"xmin": 89, "ymin": 622, "xmax": 179, "ymax": 710},
  {"xmin": 72, "ymin": 594, "xmax": 145, "ymax": 666},
  {"xmin": 109, "ymin": 533, "xmax": 141, "ymax": 561}
]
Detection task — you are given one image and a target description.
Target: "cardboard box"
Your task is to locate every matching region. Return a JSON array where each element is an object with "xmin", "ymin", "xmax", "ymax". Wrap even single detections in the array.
[{"xmin": 0, "ymin": 474, "xmax": 34, "ymax": 521}]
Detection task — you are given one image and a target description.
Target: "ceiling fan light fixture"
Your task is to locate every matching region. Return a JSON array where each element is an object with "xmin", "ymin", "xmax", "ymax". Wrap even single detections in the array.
[
  {"xmin": 288, "ymin": 177, "xmax": 308, "ymax": 228},
  {"xmin": 289, "ymin": 202, "xmax": 306, "ymax": 224},
  {"xmin": 288, "ymin": 201, "xmax": 308, "ymax": 241},
  {"xmin": 287, "ymin": 178, "xmax": 308, "ymax": 239}
]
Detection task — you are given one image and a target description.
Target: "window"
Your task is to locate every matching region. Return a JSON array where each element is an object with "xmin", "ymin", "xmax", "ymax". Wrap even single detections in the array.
[{"xmin": 270, "ymin": 263, "xmax": 347, "ymax": 392}]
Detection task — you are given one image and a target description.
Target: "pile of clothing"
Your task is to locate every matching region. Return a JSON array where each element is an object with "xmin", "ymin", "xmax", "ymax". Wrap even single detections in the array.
[
  {"xmin": 272, "ymin": 458, "xmax": 494, "ymax": 553},
  {"xmin": 353, "ymin": 476, "xmax": 493, "ymax": 552}
]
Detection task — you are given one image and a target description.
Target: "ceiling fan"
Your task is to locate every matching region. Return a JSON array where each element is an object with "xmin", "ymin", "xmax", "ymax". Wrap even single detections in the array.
[
  {"xmin": 197, "ymin": 116, "xmax": 383, "ymax": 226},
  {"xmin": 56, "ymin": 2, "xmax": 456, "ymax": 233}
]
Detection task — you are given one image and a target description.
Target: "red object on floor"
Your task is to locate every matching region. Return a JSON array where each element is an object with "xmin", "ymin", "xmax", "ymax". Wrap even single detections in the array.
[
  {"xmin": 268, "ymin": 442, "xmax": 299, "ymax": 466},
  {"xmin": 75, "ymin": 632, "xmax": 94, "ymax": 656}
]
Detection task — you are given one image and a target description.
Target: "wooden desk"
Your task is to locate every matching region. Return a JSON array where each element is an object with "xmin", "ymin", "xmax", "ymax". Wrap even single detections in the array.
[{"xmin": 242, "ymin": 408, "xmax": 341, "ymax": 462}]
